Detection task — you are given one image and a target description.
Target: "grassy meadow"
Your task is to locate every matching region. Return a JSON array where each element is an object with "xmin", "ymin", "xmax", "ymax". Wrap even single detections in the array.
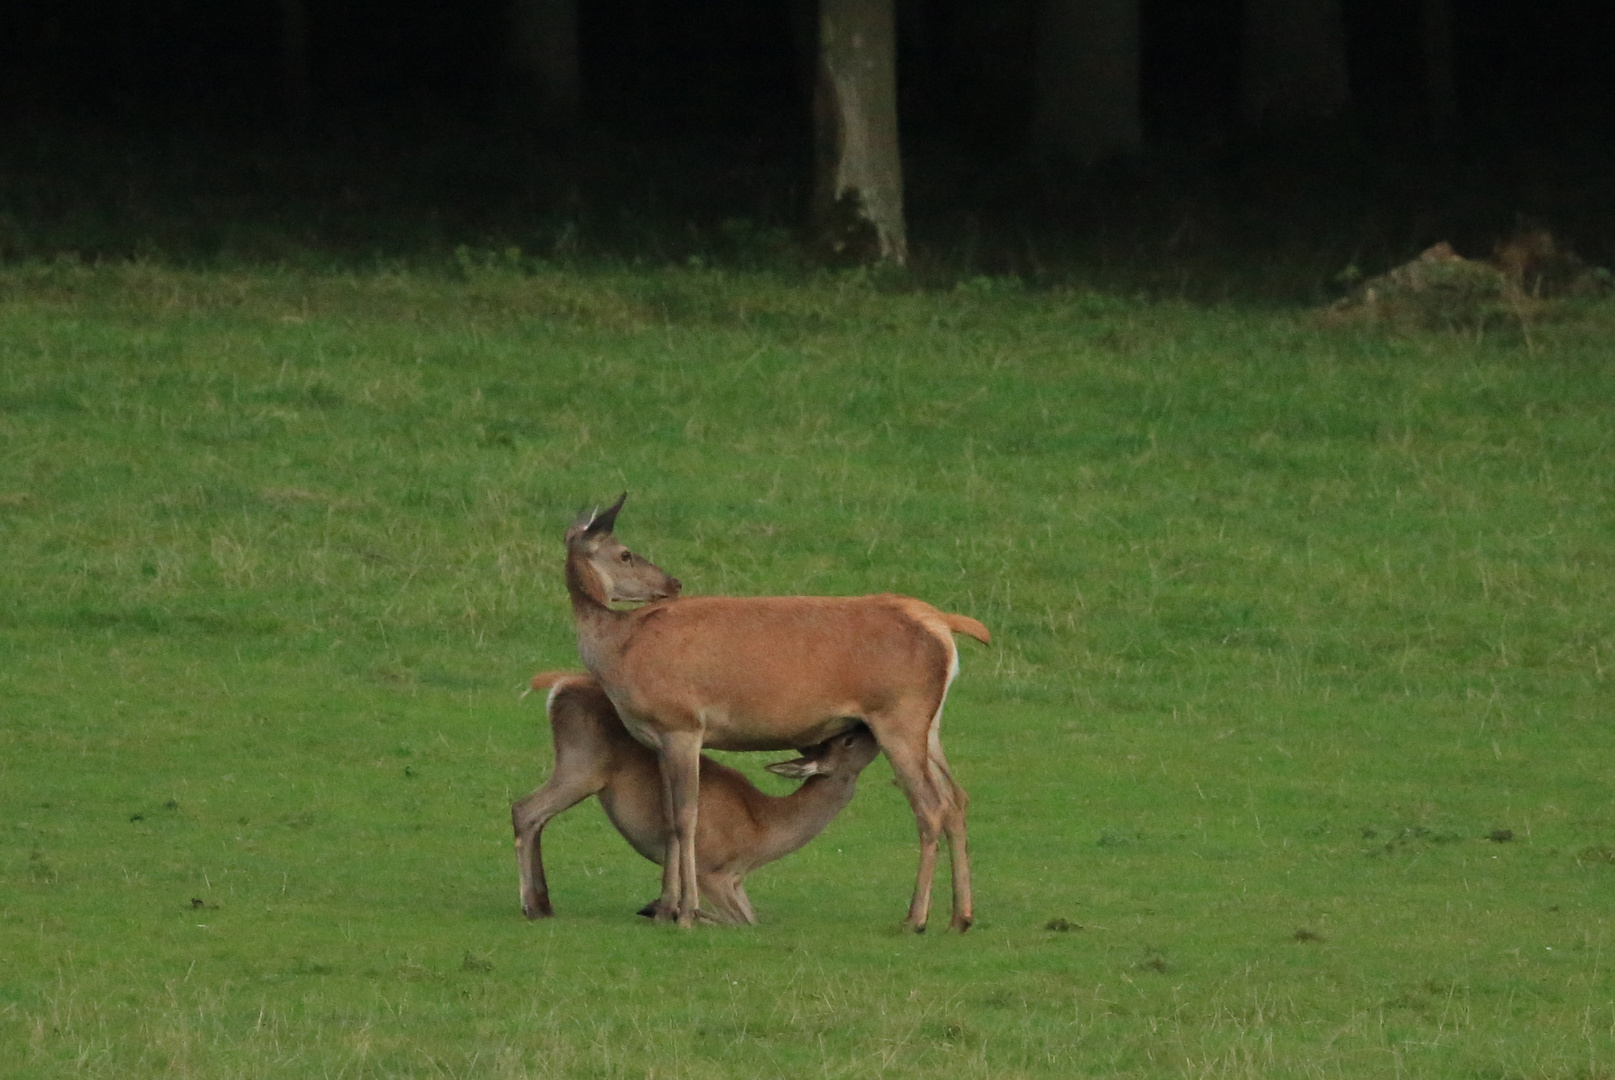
[{"xmin": 1, "ymin": 257, "xmax": 1613, "ymax": 1078}]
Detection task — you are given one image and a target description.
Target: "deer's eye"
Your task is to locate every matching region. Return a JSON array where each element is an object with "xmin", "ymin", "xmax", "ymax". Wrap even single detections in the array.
[{"xmin": 619, "ymin": 551, "xmax": 633, "ymax": 563}]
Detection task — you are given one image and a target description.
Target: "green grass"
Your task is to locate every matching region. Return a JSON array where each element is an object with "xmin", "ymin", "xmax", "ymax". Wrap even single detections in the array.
[{"xmin": 2, "ymin": 258, "xmax": 1613, "ymax": 1078}]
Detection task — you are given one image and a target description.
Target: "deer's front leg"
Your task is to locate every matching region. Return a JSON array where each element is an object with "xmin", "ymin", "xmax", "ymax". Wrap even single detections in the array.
[
  {"xmin": 652, "ymin": 746, "xmax": 682, "ymax": 921},
  {"xmin": 659, "ymin": 730, "xmax": 705, "ymax": 928}
]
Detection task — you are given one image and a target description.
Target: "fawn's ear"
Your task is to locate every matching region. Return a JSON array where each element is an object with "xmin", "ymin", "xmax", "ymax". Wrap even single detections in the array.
[
  {"xmin": 766, "ymin": 757, "xmax": 825, "ymax": 779},
  {"xmin": 587, "ymin": 491, "xmax": 628, "ymax": 537}
]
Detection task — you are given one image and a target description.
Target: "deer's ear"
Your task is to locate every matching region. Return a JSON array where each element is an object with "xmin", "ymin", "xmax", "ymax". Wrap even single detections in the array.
[
  {"xmin": 586, "ymin": 491, "xmax": 628, "ymax": 537},
  {"xmin": 766, "ymin": 757, "xmax": 823, "ymax": 779}
]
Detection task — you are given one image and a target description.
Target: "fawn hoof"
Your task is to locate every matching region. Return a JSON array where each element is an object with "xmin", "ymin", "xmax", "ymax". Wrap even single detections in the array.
[
  {"xmin": 953, "ymin": 915, "xmax": 974, "ymax": 933},
  {"xmin": 636, "ymin": 901, "xmax": 662, "ymax": 919}
]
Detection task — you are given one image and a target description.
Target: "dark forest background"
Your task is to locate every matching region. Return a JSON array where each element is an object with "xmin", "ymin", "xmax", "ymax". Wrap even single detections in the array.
[{"xmin": 2, "ymin": 0, "xmax": 1612, "ymax": 294}]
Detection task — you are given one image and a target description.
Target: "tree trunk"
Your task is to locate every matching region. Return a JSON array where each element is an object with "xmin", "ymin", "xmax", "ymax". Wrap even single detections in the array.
[
  {"xmin": 279, "ymin": 0, "xmax": 312, "ymax": 139},
  {"xmin": 509, "ymin": 0, "xmax": 581, "ymax": 130},
  {"xmin": 814, "ymin": 0, "xmax": 907, "ymax": 265},
  {"xmin": 1421, "ymin": 0, "xmax": 1457, "ymax": 147},
  {"xmin": 1240, "ymin": 0, "xmax": 1350, "ymax": 125},
  {"xmin": 1034, "ymin": 0, "xmax": 1141, "ymax": 163}
]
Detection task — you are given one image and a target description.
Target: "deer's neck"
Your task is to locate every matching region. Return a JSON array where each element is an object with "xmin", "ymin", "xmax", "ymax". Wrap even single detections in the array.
[
  {"xmin": 566, "ymin": 552, "xmax": 628, "ymax": 668},
  {"xmin": 750, "ymin": 774, "xmax": 860, "ymax": 866}
]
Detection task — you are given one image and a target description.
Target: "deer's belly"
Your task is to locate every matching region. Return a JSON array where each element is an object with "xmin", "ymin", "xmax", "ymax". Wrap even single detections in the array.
[{"xmin": 698, "ymin": 712, "xmax": 864, "ymax": 752}]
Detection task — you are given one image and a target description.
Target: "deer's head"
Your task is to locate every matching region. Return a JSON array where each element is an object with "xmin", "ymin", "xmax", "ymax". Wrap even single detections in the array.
[{"xmin": 564, "ymin": 493, "xmax": 682, "ymax": 605}]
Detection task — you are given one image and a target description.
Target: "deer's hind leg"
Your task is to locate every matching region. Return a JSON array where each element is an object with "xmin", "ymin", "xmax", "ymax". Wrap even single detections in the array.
[
  {"xmin": 512, "ymin": 771, "xmax": 603, "ymax": 919},
  {"xmin": 516, "ymin": 684, "xmax": 623, "ymax": 918},
  {"xmin": 873, "ymin": 717, "xmax": 951, "ymax": 933},
  {"xmin": 698, "ymin": 872, "xmax": 757, "ymax": 925},
  {"xmin": 936, "ymin": 763, "xmax": 973, "ymax": 932}
]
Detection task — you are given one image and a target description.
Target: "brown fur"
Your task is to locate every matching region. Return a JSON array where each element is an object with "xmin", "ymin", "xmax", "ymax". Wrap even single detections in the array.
[
  {"xmin": 512, "ymin": 672, "xmax": 880, "ymax": 924},
  {"xmin": 562, "ymin": 496, "xmax": 988, "ymax": 932}
]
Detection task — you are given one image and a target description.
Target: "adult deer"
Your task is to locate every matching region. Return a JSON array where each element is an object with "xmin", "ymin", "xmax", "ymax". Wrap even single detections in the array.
[
  {"xmin": 564, "ymin": 493, "xmax": 989, "ymax": 931},
  {"xmin": 513, "ymin": 671, "xmax": 881, "ymax": 924}
]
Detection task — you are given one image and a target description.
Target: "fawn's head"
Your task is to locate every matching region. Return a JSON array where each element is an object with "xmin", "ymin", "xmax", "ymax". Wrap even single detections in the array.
[{"xmin": 766, "ymin": 725, "xmax": 881, "ymax": 780}]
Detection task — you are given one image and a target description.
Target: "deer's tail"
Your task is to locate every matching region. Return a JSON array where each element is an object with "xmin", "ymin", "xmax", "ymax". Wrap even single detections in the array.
[
  {"xmin": 942, "ymin": 613, "xmax": 991, "ymax": 646},
  {"xmin": 522, "ymin": 670, "xmax": 588, "ymax": 700}
]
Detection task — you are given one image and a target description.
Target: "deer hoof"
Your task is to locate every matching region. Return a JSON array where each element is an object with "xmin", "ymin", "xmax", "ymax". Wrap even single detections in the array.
[
  {"xmin": 524, "ymin": 901, "xmax": 554, "ymax": 919},
  {"xmin": 638, "ymin": 900, "xmax": 681, "ymax": 922}
]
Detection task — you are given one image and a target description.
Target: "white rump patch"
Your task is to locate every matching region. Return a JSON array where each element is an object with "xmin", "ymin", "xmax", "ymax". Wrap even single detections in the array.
[
  {"xmin": 545, "ymin": 680, "xmax": 566, "ymax": 714},
  {"xmin": 920, "ymin": 616, "xmax": 962, "ymax": 801}
]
